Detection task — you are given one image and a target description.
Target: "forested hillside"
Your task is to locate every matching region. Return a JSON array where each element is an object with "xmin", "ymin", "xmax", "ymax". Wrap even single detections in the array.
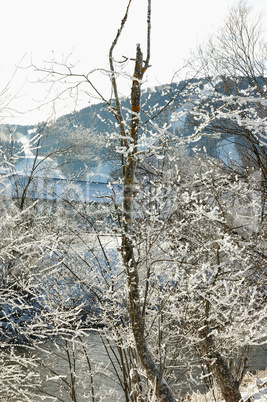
[{"xmin": 1, "ymin": 76, "xmax": 265, "ymax": 181}]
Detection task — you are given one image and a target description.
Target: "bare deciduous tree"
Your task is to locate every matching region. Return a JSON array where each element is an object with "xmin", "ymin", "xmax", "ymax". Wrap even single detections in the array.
[{"xmin": 0, "ymin": 1, "xmax": 266, "ymax": 401}]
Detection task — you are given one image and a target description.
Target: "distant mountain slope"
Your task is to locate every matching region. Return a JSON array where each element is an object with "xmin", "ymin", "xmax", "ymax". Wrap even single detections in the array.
[
  {"xmin": 0, "ymin": 81, "xmax": 188, "ymax": 179},
  {"xmin": 1, "ymin": 78, "xmax": 265, "ymax": 179}
]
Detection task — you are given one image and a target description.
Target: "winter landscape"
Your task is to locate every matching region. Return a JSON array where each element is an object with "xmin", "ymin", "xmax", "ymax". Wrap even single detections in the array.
[{"xmin": 0, "ymin": 1, "xmax": 266, "ymax": 401}]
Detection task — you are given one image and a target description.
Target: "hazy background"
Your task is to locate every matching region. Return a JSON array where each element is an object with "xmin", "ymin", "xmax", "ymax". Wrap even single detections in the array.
[{"xmin": 1, "ymin": 0, "xmax": 266, "ymax": 124}]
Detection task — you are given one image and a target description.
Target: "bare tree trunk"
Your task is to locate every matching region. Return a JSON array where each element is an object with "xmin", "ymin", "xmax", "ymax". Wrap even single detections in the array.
[
  {"xmin": 108, "ymin": 2, "xmax": 176, "ymax": 399},
  {"xmin": 120, "ymin": 43, "xmax": 176, "ymax": 402},
  {"xmin": 208, "ymin": 351, "xmax": 242, "ymax": 402},
  {"xmin": 200, "ymin": 342, "xmax": 242, "ymax": 402},
  {"xmin": 200, "ymin": 301, "xmax": 242, "ymax": 402}
]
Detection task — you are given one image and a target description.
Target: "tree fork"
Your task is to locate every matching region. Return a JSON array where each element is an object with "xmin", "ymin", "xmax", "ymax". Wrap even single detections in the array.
[{"xmin": 200, "ymin": 315, "xmax": 242, "ymax": 402}]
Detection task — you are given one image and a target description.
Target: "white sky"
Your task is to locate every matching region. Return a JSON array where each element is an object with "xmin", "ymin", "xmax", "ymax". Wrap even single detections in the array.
[{"xmin": 1, "ymin": 0, "xmax": 266, "ymax": 125}]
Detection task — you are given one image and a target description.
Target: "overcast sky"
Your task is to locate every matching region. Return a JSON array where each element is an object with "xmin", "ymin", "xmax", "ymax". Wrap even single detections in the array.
[{"xmin": 1, "ymin": 0, "xmax": 266, "ymax": 125}]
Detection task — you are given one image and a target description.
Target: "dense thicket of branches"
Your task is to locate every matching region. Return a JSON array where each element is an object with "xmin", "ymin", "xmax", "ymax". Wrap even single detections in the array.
[{"xmin": 0, "ymin": 1, "xmax": 266, "ymax": 401}]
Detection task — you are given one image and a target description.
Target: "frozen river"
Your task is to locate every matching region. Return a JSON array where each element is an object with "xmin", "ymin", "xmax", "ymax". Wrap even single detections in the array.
[{"xmin": 30, "ymin": 332, "xmax": 267, "ymax": 401}]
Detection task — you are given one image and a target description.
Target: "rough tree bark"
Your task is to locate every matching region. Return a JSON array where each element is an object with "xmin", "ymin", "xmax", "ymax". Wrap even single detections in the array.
[
  {"xmin": 199, "ymin": 300, "xmax": 242, "ymax": 402},
  {"xmin": 108, "ymin": 1, "xmax": 176, "ymax": 400},
  {"xmin": 200, "ymin": 340, "xmax": 242, "ymax": 402},
  {"xmin": 121, "ymin": 42, "xmax": 176, "ymax": 402}
]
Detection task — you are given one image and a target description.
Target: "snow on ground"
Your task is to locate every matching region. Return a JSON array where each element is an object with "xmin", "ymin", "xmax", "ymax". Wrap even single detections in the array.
[
  {"xmin": 240, "ymin": 372, "xmax": 267, "ymax": 402},
  {"xmin": 184, "ymin": 370, "xmax": 267, "ymax": 401}
]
